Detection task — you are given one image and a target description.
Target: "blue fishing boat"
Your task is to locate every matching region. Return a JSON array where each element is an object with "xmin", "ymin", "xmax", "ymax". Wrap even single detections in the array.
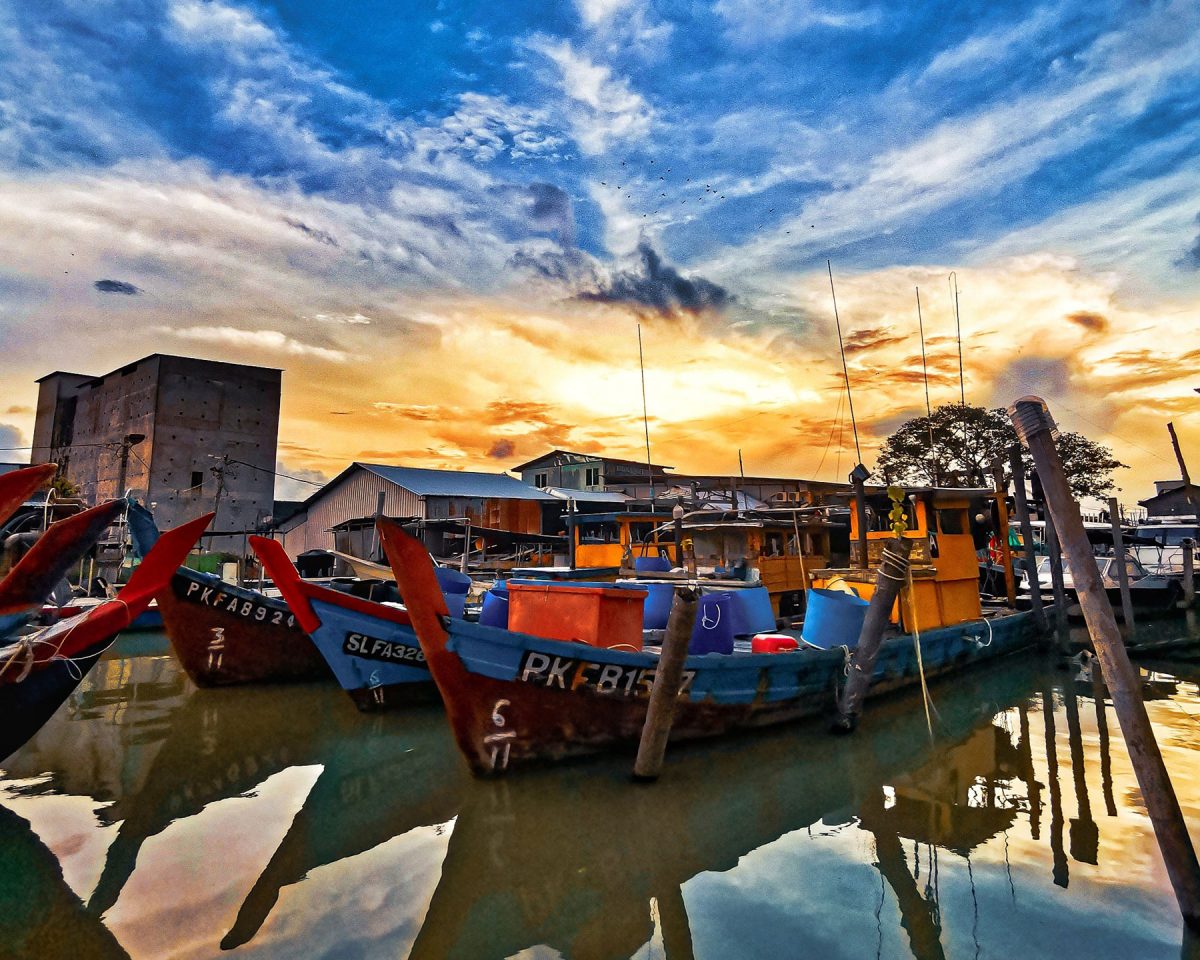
[
  {"xmin": 379, "ymin": 518, "xmax": 1040, "ymax": 776},
  {"xmin": 250, "ymin": 535, "xmax": 434, "ymax": 710}
]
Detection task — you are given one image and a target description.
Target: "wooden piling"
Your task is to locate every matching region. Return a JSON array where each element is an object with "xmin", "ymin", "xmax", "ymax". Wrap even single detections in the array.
[
  {"xmin": 1045, "ymin": 510, "xmax": 1071, "ymax": 651},
  {"xmin": 633, "ymin": 587, "xmax": 700, "ymax": 781},
  {"xmin": 832, "ymin": 536, "xmax": 914, "ymax": 733},
  {"xmin": 1108, "ymin": 497, "xmax": 1136, "ymax": 632},
  {"xmin": 990, "ymin": 463, "xmax": 1018, "ymax": 607},
  {"xmin": 1011, "ymin": 396, "xmax": 1200, "ymax": 928},
  {"xmin": 1009, "ymin": 448, "xmax": 1046, "ymax": 632},
  {"xmin": 1182, "ymin": 539, "xmax": 1195, "ymax": 609}
]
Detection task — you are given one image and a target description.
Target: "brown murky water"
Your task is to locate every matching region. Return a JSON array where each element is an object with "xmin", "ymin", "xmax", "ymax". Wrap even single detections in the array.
[{"xmin": 3, "ymin": 619, "xmax": 1200, "ymax": 959}]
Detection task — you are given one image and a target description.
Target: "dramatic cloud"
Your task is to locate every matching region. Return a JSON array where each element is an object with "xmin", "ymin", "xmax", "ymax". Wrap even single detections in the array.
[
  {"xmin": 486, "ymin": 439, "xmax": 516, "ymax": 459},
  {"xmin": 157, "ymin": 326, "xmax": 356, "ymax": 362},
  {"xmin": 1066, "ymin": 311, "xmax": 1107, "ymax": 333},
  {"xmin": 1180, "ymin": 214, "xmax": 1200, "ymax": 270},
  {"xmin": 94, "ymin": 279, "xmax": 141, "ymax": 295},
  {"xmin": 578, "ymin": 242, "xmax": 733, "ymax": 317}
]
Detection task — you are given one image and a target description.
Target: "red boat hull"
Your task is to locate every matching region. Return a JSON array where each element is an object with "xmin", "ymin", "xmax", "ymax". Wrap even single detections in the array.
[
  {"xmin": 155, "ymin": 570, "xmax": 329, "ymax": 686},
  {"xmin": 0, "ymin": 464, "xmax": 56, "ymax": 528}
]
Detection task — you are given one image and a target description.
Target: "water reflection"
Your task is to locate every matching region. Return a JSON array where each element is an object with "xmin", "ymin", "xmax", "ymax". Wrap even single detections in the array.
[{"xmin": 1, "ymin": 623, "xmax": 1199, "ymax": 959}]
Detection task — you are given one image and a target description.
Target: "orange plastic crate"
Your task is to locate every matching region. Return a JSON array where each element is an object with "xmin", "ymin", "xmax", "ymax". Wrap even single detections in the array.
[{"xmin": 508, "ymin": 583, "xmax": 648, "ymax": 651}]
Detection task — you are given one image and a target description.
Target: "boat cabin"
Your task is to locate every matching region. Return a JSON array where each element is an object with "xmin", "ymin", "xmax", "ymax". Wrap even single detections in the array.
[
  {"xmin": 811, "ymin": 488, "xmax": 994, "ymax": 631},
  {"xmin": 572, "ymin": 512, "xmax": 677, "ymax": 571},
  {"xmin": 680, "ymin": 510, "xmax": 836, "ymax": 616}
]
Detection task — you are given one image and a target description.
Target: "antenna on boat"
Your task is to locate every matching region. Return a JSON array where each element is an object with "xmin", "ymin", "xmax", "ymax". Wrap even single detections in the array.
[
  {"xmin": 916, "ymin": 286, "xmax": 937, "ymax": 486},
  {"xmin": 637, "ymin": 322, "xmax": 655, "ymax": 503},
  {"xmin": 737, "ymin": 448, "xmax": 746, "ymax": 513},
  {"xmin": 827, "ymin": 261, "xmax": 863, "ymax": 467},
  {"xmin": 949, "ymin": 271, "xmax": 966, "ymax": 406}
]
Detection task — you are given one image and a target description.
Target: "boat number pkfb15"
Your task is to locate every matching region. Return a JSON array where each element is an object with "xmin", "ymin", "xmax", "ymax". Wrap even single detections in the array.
[
  {"xmin": 517, "ymin": 650, "xmax": 695, "ymax": 699},
  {"xmin": 343, "ymin": 631, "xmax": 428, "ymax": 666},
  {"xmin": 176, "ymin": 577, "xmax": 298, "ymax": 630}
]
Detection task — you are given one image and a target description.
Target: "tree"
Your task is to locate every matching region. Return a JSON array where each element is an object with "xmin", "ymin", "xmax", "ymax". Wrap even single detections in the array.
[{"xmin": 874, "ymin": 403, "xmax": 1127, "ymax": 500}]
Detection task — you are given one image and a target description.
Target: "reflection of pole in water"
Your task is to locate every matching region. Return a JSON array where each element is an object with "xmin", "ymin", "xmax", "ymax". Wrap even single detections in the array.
[
  {"xmin": 1064, "ymin": 682, "xmax": 1099, "ymax": 865},
  {"xmin": 1018, "ymin": 704, "xmax": 1042, "ymax": 841},
  {"xmin": 860, "ymin": 788, "xmax": 947, "ymax": 960},
  {"xmin": 1043, "ymin": 687, "xmax": 1069, "ymax": 888},
  {"xmin": 655, "ymin": 886, "xmax": 696, "ymax": 960},
  {"xmin": 1092, "ymin": 675, "xmax": 1118, "ymax": 817}
]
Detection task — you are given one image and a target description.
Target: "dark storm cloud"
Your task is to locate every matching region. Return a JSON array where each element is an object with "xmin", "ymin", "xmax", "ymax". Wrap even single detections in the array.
[
  {"xmin": 284, "ymin": 217, "xmax": 339, "ymax": 247},
  {"xmin": 578, "ymin": 242, "xmax": 733, "ymax": 316},
  {"xmin": 487, "ymin": 439, "xmax": 516, "ymax": 459},
  {"xmin": 1066, "ymin": 311, "xmax": 1107, "ymax": 333},
  {"xmin": 93, "ymin": 279, "xmax": 140, "ymax": 294}
]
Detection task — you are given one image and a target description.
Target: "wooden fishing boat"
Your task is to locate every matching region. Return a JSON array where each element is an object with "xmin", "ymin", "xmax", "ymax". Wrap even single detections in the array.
[
  {"xmin": 0, "ymin": 463, "xmax": 56, "ymax": 528},
  {"xmin": 378, "ymin": 518, "xmax": 1038, "ymax": 776},
  {"xmin": 0, "ymin": 499, "xmax": 125, "ymax": 639},
  {"xmin": 127, "ymin": 501, "xmax": 330, "ymax": 686},
  {"xmin": 0, "ymin": 513, "xmax": 212, "ymax": 761},
  {"xmin": 250, "ymin": 535, "xmax": 432, "ymax": 710}
]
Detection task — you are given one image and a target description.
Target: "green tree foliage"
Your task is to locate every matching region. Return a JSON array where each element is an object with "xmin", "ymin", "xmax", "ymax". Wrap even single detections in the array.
[{"xmin": 874, "ymin": 404, "xmax": 1127, "ymax": 499}]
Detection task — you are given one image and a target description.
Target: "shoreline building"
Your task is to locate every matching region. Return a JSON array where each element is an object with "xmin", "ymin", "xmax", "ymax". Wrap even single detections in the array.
[{"xmin": 33, "ymin": 354, "xmax": 280, "ymax": 549}]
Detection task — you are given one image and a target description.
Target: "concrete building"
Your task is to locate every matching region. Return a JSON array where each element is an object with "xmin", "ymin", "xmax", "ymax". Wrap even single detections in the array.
[
  {"xmin": 33, "ymin": 354, "xmax": 280, "ymax": 548},
  {"xmin": 277, "ymin": 462, "xmax": 555, "ymax": 558}
]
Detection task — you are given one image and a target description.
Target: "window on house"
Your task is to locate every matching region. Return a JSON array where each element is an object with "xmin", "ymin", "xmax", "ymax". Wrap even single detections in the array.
[
  {"xmin": 585, "ymin": 467, "xmax": 600, "ymax": 486},
  {"xmin": 190, "ymin": 471, "xmax": 204, "ymax": 490},
  {"xmin": 534, "ymin": 472, "xmax": 548, "ymax": 487}
]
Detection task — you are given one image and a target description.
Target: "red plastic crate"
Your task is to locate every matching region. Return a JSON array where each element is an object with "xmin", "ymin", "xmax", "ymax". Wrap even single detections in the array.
[{"xmin": 508, "ymin": 583, "xmax": 648, "ymax": 651}]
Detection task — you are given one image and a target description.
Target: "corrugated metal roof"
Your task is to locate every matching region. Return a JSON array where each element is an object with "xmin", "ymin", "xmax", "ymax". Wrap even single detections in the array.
[
  {"xmin": 358, "ymin": 463, "xmax": 555, "ymax": 500},
  {"xmin": 543, "ymin": 486, "xmax": 629, "ymax": 504}
]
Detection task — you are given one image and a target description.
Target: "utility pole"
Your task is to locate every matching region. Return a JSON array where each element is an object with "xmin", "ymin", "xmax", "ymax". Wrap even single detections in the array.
[
  {"xmin": 115, "ymin": 433, "xmax": 145, "ymax": 499},
  {"xmin": 209, "ymin": 454, "xmax": 236, "ymax": 528},
  {"xmin": 1167, "ymin": 423, "xmax": 1200, "ymax": 515}
]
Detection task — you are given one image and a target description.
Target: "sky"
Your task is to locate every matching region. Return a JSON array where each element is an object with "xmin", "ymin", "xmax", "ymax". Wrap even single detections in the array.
[{"xmin": 1, "ymin": 0, "xmax": 1198, "ymax": 505}]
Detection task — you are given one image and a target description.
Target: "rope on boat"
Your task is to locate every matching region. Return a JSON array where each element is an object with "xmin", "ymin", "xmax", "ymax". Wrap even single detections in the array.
[
  {"xmin": 905, "ymin": 565, "xmax": 939, "ymax": 741},
  {"xmin": 877, "ymin": 546, "xmax": 909, "ymax": 583}
]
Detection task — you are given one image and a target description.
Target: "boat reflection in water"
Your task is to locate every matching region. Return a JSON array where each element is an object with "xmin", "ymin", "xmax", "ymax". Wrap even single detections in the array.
[{"xmin": 2, "ymin": 624, "xmax": 1200, "ymax": 959}]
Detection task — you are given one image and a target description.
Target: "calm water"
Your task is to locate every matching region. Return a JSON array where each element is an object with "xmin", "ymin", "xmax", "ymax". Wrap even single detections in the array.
[{"xmin": 3, "ymin": 619, "xmax": 1200, "ymax": 960}]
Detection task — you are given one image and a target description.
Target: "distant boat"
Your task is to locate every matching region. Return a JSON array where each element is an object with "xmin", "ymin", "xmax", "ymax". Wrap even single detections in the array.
[
  {"xmin": 127, "ymin": 501, "xmax": 330, "ymax": 687},
  {"xmin": 1019, "ymin": 553, "xmax": 1179, "ymax": 613},
  {"xmin": 0, "ymin": 513, "xmax": 211, "ymax": 761}
]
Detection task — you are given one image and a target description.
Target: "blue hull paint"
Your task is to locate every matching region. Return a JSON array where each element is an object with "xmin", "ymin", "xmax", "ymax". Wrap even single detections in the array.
[
  {"xmin": 447, "ymin": 610, "xmax": 1037, "ymax": 711},
  {"xmin": 307, "ymin": 599, "xmax": 430, "ymax": 704}
]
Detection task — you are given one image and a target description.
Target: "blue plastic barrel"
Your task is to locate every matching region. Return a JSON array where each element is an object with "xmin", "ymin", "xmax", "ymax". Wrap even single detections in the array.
[
  {"xmin": 640, "ymin": 582, "xmax": 676, "ymax": 630},
  {"xmin": 634, "ymin": 555, "xmax": 672, "ymax": 573},
  {"xmin": 727, "ymin": 586, "xmax": 776, "ymax": 635},
  {"xmin": 690, "ymin": 592, "xmax": 735, "ymax": 655},
  {"xmin": 435, "ymin": 567, "xmax": 473, "ymax": 595},
  {"xmin": 479, "ymin": 585, "xmax": 509, "ymax": 628},
  {"xmin": 801, "ymin": 587, "xmax": 869, "ymax": 649}
]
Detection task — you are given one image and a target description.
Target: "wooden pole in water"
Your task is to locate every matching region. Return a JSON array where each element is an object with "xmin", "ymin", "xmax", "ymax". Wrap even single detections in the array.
[
  {"xmin": 990, "ymin": 462, "xmax": 1018, "ymax": 607},
  {"xmin": 1011, "ymin": 396, "xmax": 1200, "ymax": 928},
  {"xmin": 1182, "ymin": 539, "xmax": 1195, "ymax": 609},
  {"xmin": 1009, "ymin": 447, "xmax": 1046, "ymax": 632},
  {"xmin": 832, "ymin": 536, "xmax": 914, "ymax": 732},
  {"xmin": 1107, "ymin": 497, "xmax": 1136, "ymax": 632},
  {"xmin": 1045, "ymin": 515, "xmax": 1071, "ymax": 652},
  {"xmin": 634, "ymin": 587, "xmax": 700, "ymax": 780}
]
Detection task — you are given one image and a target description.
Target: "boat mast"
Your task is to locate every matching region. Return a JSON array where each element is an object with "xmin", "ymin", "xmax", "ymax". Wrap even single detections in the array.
[
  {"xmin": 827, "ymin": 261, "xmax": 863, "ymax": 468},
  {"xmin": 637, "ymin": 323, "xmax": 655, "ymax": 503},
  {"xmin": 915, "ymin": 286, "xmax": 937, "ymax": 486}
]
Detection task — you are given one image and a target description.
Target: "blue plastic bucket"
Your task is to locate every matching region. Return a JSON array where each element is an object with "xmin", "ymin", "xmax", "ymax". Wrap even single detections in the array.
[
  {"xmin": 435, "ymin": 567, "xmax": 473, "ymax": 595},
  {"xmin": 690, "ymin": 592, "xmax": 735, "ymax": 655},
  {"xmin": 801, "ymin": 587, "xmax": 869, "ymax": 649},
  {"xmin": 479, "ymin": 585, "xmax": 509, "ymax": 628},
  {"xmin": 727, "ymin": 586, "xmax": 776, "ymax": 635},
  {"xmin": 634, "ymin": 555, "xmax": 672, "ymax": 573}
]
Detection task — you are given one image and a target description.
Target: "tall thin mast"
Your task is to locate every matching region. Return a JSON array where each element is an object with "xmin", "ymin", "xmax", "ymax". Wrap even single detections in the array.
[
  {"xmin": 916, "ymin": 286, "xmax": 937, "ymax": 486},
  {"xmin": 827, "ymin": 261, "xmax": 863, "ymax": 466},
  {"xmin": 637, "ymin": 323, "xmax": 655, "ymax": 501},
  {"xmin": 949, "ymin": 271, "xmax": 966, "ymax": 406}
]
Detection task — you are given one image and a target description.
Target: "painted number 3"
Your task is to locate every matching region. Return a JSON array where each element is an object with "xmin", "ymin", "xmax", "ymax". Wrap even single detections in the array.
[{"xmin": 207, "ymin": 627, "xmax": 225, "ymax": 672}]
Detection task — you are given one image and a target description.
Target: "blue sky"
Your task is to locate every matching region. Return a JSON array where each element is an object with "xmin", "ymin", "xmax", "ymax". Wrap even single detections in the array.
[{"xmin": 1, "ymin": 0, "xmax": 1198, "ymax": 496}]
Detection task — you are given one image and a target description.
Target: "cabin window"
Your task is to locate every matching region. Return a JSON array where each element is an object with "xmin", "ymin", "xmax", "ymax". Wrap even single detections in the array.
[
  {"xmin": 936, "ymin": 509, "xmax": 966, "ymax": 535},
  {"xmin": 629, "ymin": 522, "xmax": 655, "ymax": 543},
  {"xmin": 190, "ymin": 471, "xmax": 203, "ymax": 490},
  {"xmin": 585, "ymin": 467, "xmax": 600, "ymax": 486},
  {"xmin": 533, "ymin": 472, "xmax": 547, "ymax": 487}
]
